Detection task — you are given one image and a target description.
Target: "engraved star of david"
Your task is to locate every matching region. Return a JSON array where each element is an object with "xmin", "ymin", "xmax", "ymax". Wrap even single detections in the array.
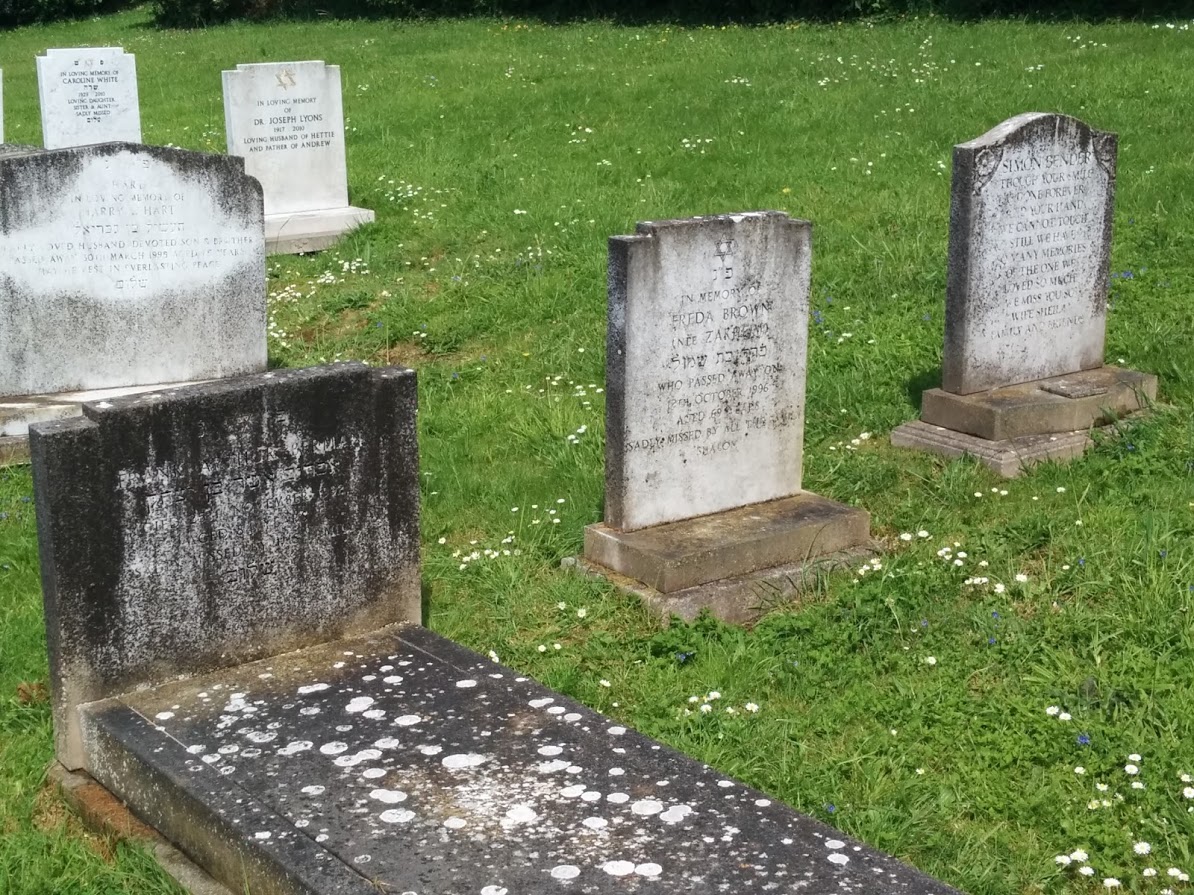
[{"xmin": 276, "ymin": 69, "xmax": 297, "ymax": 89}]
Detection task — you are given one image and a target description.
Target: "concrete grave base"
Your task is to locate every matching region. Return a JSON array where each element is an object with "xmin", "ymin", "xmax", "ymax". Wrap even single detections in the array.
[
  {"xmin": 920, "ymin": 366, "xmax": 1156, "ymax": 441},
  {"xmin": 0, "ymin": 380, "xmax": 206, "ymax": 466},
  {"xmin": 266, "ymin": 206, "xmax": 375, "ymax": 255},
  {"xmin": 565, "ymin": 546, "xmax": 873, "ymax": 625},
  {"xmin": 575, "ymin": 493, "xmax": 871, "ymax": 623},
  {"xmin": 891, "ymin": 419, "xmax": 1107, "ymax": 477},
  {"xmin": 49, "ymin": 764, "xmax": 233, "ymax": 895},
  {"xmin": 76, "ymin": 623, "xmax": 958, "ymax": 895}
]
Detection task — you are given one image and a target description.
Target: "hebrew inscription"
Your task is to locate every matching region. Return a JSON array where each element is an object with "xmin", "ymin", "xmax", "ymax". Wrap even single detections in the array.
[
  {"xmin": 607, "ymin": 213, "xmax": 811, "ymax": 531},
  {"xmin": 945, "ymin": 114, "xmax": 1115, "ymax": 394}
]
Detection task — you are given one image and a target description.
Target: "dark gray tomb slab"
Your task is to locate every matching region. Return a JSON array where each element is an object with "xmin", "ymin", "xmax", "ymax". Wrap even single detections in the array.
[
  {"xmin": 32, "ymin": 361, "xmax": 960, "ymax": 895},
  {"xmin": 892, "ymin": 113, "xmax": 1157, "ymax": 476},
  {"xmin": 570, "ymin": 212, "xmax": 871, "ymax": 623},
  {"xmin": 33, "ymin": 363, "xmax": 420, "ymax": 771}
]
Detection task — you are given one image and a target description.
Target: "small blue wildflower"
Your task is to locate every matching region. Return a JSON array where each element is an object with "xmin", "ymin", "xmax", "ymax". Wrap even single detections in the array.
[
  {"xmin": 1159, "ymin": 550, "xmax": 1167, "ymax": 558},
  {"xmin": 920, "ymin": 619, "xmax": 929, "ymax": 628},
  {"xmin": 812, "ymin": 310, "xmax": 823, "ymax": 325},
  {"xmin": 922, "ymin": 313, "xmax": 931, "ymax": 321},
  {"xmin": 987, "ymin": 637, "xmax": 996, "ymax": 645},
  {"xmin": 825, "ymin": 803, "xmax": 837, "ymax": 814},
  {"xmin": 991, "ymin": 611, "xmax": 1000, "ymax": 619},
  {"xmin": 1126, "ymin": 443, "xmax": 1136, "ymax": 451},
  {"xmin": 1077, "ymin": 733, "xmax": 1091, "ymax": 746},
  {"xmin": 375, "ymin": 321, "xmax": 383, "ymax": 328},
  {"xmin": 826, "ymin": 297, "xmax": 833, "ymax": 304},
  {"xmin": 1078, "ymin": 557, "xmax": 1086, "ymax": 567},
  {"xmin": 452, "ymin": 372, "xmax": 460, "ymax": 380},
  {"xmin": 675, "ymin": 651, "xmax": 694, "ymax": 664},
  {"xmin": 20, "ymin": 496, "xmax": 30, "ymax": 503}
]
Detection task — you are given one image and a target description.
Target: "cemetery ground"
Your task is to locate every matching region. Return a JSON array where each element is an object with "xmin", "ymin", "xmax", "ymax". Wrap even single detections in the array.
[{"xmin": 2, "ymin": 9, "xmax": 1194, "ymax": 895}]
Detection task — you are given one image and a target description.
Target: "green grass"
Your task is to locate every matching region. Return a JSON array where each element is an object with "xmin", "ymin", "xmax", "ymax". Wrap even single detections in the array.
[{"xmin": 3, "ymin": 7, "xmax": 1194, "ymax": 894}]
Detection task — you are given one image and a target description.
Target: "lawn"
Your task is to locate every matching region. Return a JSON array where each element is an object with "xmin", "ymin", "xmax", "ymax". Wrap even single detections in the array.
[{"xmin": 2, "ymin": 7, "xmax": 1194, "ymax": 894}]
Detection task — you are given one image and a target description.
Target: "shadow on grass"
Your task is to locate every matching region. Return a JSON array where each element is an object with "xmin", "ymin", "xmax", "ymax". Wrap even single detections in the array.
[{"xmin": 904, "ymin": 365, "xmax": 941, "ymax": 410}]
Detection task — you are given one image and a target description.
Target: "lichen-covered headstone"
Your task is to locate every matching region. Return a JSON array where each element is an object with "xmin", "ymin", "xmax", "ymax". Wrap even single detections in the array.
[
  {"xmin": 605, "ymin": 211, "xmax": 811, "ymax": 531},
  {"xmin": 32, "ymin": 362, "xmax": 421, "ymax": 770},
  {"xmin": 0, "ymin": 142, "xmax": 265, "ymax": 399},
  {"xmin": 36, "ymin": 48, "xmax": 141, "ymax": 149},
  {"xmin": 944, "ymin": 112, "xmax": 1116, "ymax": 394}
]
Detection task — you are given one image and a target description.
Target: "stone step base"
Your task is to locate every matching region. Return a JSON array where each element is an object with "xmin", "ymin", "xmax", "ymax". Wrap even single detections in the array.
[
  {"xmin": 266, "ymin": 206, "xmax": 375, "ymax": 255},
  {"xmin": 891, "ymin": 419, "xmax": 1098, "ymax": 477},
  {"xmin": 920, "ymin": 365, "xmax": 1156, "ymax": 441},
  {"xmin": 79, "ymin": 625, "xmax": 960, "ymax": 895},
  {"xmin": 583, "ymin": 492, "xmax": 870, "ymax": 595}
]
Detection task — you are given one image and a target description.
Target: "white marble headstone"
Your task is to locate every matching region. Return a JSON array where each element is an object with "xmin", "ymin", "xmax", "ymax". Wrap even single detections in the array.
[
  {"xmin": 605, "ymin": 212, "xmax": 811, "ymax": 532},
  {"xmin": 36, "ymin": 48, "xmax": 141, "ymax": 150},
  {"xmin": 222, "ymin": 61, "xmax": 350, "ymax": 216},
  {"xmin": 944, "ymin": 113, "xmax": 1116, "ymax": 394},
  {"xmin": 0, "ymin": 143, "xmax": 266, "ymax": 398}
]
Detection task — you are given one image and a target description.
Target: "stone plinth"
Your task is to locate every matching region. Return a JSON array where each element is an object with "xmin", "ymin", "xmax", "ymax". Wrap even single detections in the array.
[
  {"xmin": 31, "ymin": 363, "xmax": 420, "ymax": 771},
  {"xmin": 223, "ymin": 61, "xmax": 374, "ymax": 255},
  {"xmin": 920, "ymin": 366, "xmax": 1156, "ymax": 441},
  {"xmin": 585, "ymin": 494, "xmax": 870, "ymax": 594},
  {"xmin": 36, "ymin": 48, "xmax": 141, "ymax": 149}
]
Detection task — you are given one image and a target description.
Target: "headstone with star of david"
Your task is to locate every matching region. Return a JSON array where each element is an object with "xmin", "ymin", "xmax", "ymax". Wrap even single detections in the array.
[
  {"xmin": 222, "ymin": 61, "xmax": 374, "ymax": 254},
  {"xmin": 36, "ymin": 47, "xmax": 141, "ymax": 149}
]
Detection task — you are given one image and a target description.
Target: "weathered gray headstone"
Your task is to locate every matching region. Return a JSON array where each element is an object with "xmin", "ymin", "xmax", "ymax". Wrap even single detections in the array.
[
  {"xmin": 36, "ymin": 47, "xmax": 141, "ymax": 150},
  {"xmin": 944, "ymin": 112, "xmax": 1116, "ymax": 394},
  {"xmin": 605, "ymin": 212, "xmax": 810, "ymax": 530},
  {"xmin": 222, "ymin": 61, "xmax": 374, "ymax": 254},
  {"xmin": 893, "ymin": 113, "xmax": 1156, "ymax": 477},
  {"xmin": 32, "ymin": 362, "xmax": 421, "ymax": 771},
  {"xmin": 579, "ymin": 212, "xmax": 870, "ymax": 621},
  {"xmin": 0, "ymin": 142, "xmax": 266, "ymax": 402}
]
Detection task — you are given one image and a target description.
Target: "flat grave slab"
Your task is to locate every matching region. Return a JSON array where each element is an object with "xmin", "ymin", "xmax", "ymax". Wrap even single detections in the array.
[
  {"xmin": 82, "ymin": 624, "xmax": 960, "ymax": 895},
  {"xmin": 892, "ymin": 419, "xmax": 1100, "ymax": 477}
]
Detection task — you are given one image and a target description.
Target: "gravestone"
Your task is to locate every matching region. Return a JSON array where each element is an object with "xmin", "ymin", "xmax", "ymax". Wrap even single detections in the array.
[
  {"xmin": 572, "ymin": 212, "xmax": 870, "ymax": 622},
  {"xmin": 32, "ymin": 362, "xmax": 959, "ymax": 895},
  {"xmin": 892, "ymin": 113, "xmax": 1156, "ymax": 476},
  {"xmin": 222, "ymin": 61, "xmax": 374, "ymax": 254},
  {"xmin": 36, "ymin": 48, "xmax": 141, "ymax": 149},
  {"xmin": 0, "ymin": 141, "xmax": 267, "ymax": 465}
]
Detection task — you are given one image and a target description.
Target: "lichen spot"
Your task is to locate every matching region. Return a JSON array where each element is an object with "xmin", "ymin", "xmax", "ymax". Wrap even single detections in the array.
[
  {"xmin": 504, "ymin": 805, "xmax": 538, "ymax": 824},
  {"xmin": 369, "ymin": 789, "xmax": 407, "ymax": 804},
  {"xmin": 528, "ymin": 697, "xmax": 554, "ymax": 709},
  {"xmin": 456, "ymin": 679, "xmax": 478, "ymax": 688},
  {"xmin": 319, "ymin": 742, "xmax": 348, "ymax": 756},
  {"xmin": 602, "ymin": 860, "xmax": 635, "ymax": 877},
  {"xmin": 636, "ymin": 863, "xmax": 663, "ymax": 878},
  {"xmin": 346, "ymin": 697, "xmax": 375, "ymax": 714},
  {"xmin": 444, "ymin": 817, "xmax": 467, "ymax": 829},
  {"xmin": 826, "ymin": 839, "xmax": 846, "ymax": 849},
  {"xmin": 154, "ymin": 711, "xmax": 175, "ymax": 721},
  {"xmin": 538, "ymin": 745, "xmax": 564, "ymax": 757},
  {"xmin": 828, "ymin": 853, "xmax": 850, "ymax": 866},
  {"xmin": 379, "ymin": 808, "xmax": 415, "ymax": 823},
  {"xmin": 607, "ymin": 726, "xmax": 626, "ymax": 735},
  {"xmin": 396, "ymin": 714, "xmax": 422, "ymax": 727},
  {"xmin": 631, "ymin": 799, "xmax": 664, "ymax": 816},
  {"xmin": 442, "ymin": 753, "xmax": 487, "ymax": 770},
  {"xmin": 297, "ymin": 683, "xmax": 330, "ymax": 695},
  {"xmin": 551, "ymin": 865, "xmax": 581, "ymax": 880},
  {"xmin": 301, "ymin": 785, "xmax": 325, "ymax": 795},
  {"xmin": 480, "ymin": 887, "xmax": 508, "ymax": 895}
]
